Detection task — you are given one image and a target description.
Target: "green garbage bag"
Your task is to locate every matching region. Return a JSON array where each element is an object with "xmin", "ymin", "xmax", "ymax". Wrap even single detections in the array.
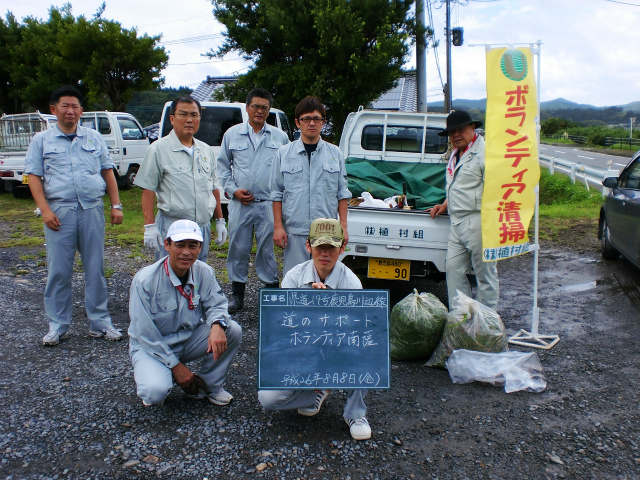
[
  {"xmin": 426, "ymin": 290, "xmax": 508, "ymax": 368},
  {"xmin": 390, "ymin": 289, "xmax": 448, "ymax": 361}
]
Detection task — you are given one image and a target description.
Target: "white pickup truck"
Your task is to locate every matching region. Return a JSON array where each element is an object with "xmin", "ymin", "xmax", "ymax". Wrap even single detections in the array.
[
  {"xmin": 0, "ymin": 110, "xmax": 149, "ymax": 195},
  {"xmin": 339, "ymin": 108, "xmax": 452, "ymax": 286}
]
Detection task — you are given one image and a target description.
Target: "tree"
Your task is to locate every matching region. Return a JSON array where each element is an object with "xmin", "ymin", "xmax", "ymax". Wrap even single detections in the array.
[
  {"xmin": 1, "ymin": 4, "xmax": 168, "ymax": 113},
  {"xmin": 209, "ymin": 0, "xmax": 416, "ymax": 138},
  {"xmin": 126, "ymin": 87, "xmax": 194, "ymax": 126}
]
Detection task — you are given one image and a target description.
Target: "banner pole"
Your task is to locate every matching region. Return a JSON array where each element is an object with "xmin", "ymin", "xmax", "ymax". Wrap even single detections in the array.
[{"xmin": 508, "ymin": 40, "xmax": 559, "ymax": 349}]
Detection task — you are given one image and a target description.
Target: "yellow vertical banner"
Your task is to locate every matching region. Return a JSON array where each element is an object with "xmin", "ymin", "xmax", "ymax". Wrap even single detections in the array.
[{"xmin": 482, "ymin": 47, "xmax": 540, "ymax": 261}]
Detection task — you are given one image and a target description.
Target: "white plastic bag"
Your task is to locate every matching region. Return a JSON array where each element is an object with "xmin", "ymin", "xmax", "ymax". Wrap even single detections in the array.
[
  {"xmin": 445, "ymin": 349, "xmax": 547, "ymax": 393},
  {"xmin": 360, "ymin": 191, "xmax": 391, "ymax": 208}
]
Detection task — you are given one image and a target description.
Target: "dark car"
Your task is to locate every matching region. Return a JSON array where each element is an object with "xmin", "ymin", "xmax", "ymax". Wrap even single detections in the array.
[{"xmin": 599, "ymin": 150, "xmax": 640, "ymax": 268}]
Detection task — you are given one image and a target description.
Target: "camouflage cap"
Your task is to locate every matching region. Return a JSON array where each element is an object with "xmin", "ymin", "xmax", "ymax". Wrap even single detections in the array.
[{"xmin": 308, "ymin": 218, "xmax": 344, "ymax": 248}]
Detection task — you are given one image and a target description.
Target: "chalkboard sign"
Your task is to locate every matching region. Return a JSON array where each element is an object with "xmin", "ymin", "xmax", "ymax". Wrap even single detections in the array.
[{"xmin": 258, "ymin": 289, "xmax": 390, "ymax": 390}]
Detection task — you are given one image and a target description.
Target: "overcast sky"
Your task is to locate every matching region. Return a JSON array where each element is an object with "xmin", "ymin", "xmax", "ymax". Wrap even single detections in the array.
[{"xmin": 6, "ymin": 0, "xmax": 640, "ymax": 107}]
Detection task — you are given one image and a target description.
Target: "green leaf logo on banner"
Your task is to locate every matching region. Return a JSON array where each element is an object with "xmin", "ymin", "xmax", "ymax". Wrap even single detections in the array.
[{"xmin": 500, "ymin": 49, "xmax": 528, "ymax": 81}]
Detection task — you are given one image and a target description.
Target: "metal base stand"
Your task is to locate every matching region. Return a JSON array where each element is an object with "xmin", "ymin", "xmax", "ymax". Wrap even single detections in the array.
[{"xmin": 509, "ymin": 305, "xmax": 560, "ymax": 349}]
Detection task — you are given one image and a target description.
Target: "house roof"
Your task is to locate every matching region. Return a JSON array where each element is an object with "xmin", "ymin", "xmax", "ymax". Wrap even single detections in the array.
[
  {"xmin": 190, "ymin": 76, "xmax": 238, "ymax": 102},
  {"xmin": 370, "ymin": 71, "xmax": 417, "ymax": 112}
]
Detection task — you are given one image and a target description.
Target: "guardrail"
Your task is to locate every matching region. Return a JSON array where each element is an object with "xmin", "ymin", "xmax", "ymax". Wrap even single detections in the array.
[{"xmin": 539, "ymin": 153, "xmax": 619, "ymax": 196}]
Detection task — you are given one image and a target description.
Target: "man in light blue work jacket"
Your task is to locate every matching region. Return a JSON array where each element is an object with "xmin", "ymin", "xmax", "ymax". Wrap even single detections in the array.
[
  {"xmin": 271, "ymin": 96, "xmax": 351, "ymax": 276},
  {"xmin": 25, "ymin": 85, "xmax": 124, "ymax": 346},
  {"xmin": 128, "ymin": 219, "xmax": 242, "ymax": 407},
  {"xmin": 429, "ymin": 110, "xmax": 499, "ymax": 311},
  {"xmin": 217, "ymin": 88, "xmax": 290, "ymax": 313},
  {"xmin": 135, "ymin": 96, "xmax": 227, "ymax": 263}
]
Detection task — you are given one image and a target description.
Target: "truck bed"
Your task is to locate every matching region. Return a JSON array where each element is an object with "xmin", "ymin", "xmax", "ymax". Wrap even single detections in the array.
[{"xmin": 342, "ymin": 205, "xmax": 450, "ymax": 273}]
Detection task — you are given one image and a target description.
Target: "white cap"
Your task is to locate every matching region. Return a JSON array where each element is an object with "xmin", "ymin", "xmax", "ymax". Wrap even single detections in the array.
[{"xmin": 166, "ymin": 219, "xmax": 203, "ymax": 242}]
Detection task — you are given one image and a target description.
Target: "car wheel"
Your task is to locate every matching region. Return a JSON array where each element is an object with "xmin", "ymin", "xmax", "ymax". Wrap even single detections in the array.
[
  {"xmin": 124, "ymin": 165, "xmax": 139, "ymax": 189},
  {"xmin": 600, "ymin": 217, "xmax": 619, "ymax": 260}
]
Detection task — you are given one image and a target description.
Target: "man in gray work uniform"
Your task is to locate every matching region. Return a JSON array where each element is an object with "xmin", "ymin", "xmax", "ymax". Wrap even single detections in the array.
[
  {"xmin": 217, "ymin": 88, "xmax": 290, "ymax": 313},
  {"xmin": 428, "ymin": 110, "xmax": 499, "ymax": 311},
  {"xmin": 271, "ymin": 96, "xmax": 351, "ymax": 277}
]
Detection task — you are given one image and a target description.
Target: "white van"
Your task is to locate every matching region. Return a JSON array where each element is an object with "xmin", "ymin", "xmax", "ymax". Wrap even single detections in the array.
[
  {"xmin": 1, "ymin": 111, "xmax": 148, "ymax": 194},
  {"xmin": 158, "ymin": 101, "xmax": 293, "ymax": 153},
  {"xmin": 78, "ymin": 111, "xmax": 150, "ymax": 188}
]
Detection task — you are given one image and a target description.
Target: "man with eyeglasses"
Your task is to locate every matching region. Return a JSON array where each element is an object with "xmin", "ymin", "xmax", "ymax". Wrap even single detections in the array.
[
  {"xmin": 217, "ymin": 88, "xmax": 290, "ymax": 313},
  {"xmin": 271, "ymin": 96, "xmax": 351, "ymax": 276},
  {"xmin": 428, "ymin": 110, "xmax": 499, "ymax": 311},
  {"xmin": 135, "ymin": 96, "xmax": 227, "ymax": 263}
]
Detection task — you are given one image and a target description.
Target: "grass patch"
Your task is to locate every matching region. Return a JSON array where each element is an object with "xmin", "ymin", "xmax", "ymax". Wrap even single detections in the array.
[{"xmin": 536, "ymin": 167, "xmax": 602, "ymax": 243}]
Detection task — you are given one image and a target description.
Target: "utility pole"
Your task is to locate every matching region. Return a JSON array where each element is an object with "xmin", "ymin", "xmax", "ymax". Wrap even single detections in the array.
[
  {"xmin": 416, "ymin": 0, "xmax": 428, "ymax": 113},
  {"xmin": 630, "ymin": 117, "xmax": 636, "ymax": 139},
  {"xmin": 444, "ymin": 0, "xmax": 452, "ymax": 113}
]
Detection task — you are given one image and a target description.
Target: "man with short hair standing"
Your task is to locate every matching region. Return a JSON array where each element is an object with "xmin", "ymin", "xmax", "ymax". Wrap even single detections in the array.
[
  {"xmin": 128, "ymin": 219, "xmax": 242, "ymax": 407},
  {"xmin": 428, "ymin": 110, "xmax": 499, "ymax": 311},
  {"xmin": 271, "ymin": 96, "xmax": 351, "ymax": 276},
  {"xmin": 217, "ymin": 88, "xmax": 290, "ymax": 313},
  {"xmin": 258, "ymin": 218, "xmax": 371, "ymax": 441},
  {"xmin": 134, "ymin": 96, "xmax": 227, "ymax": 263},
  {"xmin": 25, "ymin": 85, "xmax": 124, "ymax": 346}
]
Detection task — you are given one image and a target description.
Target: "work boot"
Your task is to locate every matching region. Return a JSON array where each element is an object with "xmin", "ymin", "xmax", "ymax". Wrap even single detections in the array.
[
  {"xmin": 264, "ymin": 282, "xmax": 279, "ymax": 289},
  {"xmin": 228, "ymin": 282, "xmax": 245, "ymax": 314}
]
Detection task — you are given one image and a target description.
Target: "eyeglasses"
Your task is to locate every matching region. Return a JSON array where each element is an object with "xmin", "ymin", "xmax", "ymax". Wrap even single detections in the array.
[
  {"xmin": 298, "ymin": 116, "xmax": 325, "ymax": 124},
  {"xmin": 175, "ymin": 111, "xmax": 201, "ymax": 119},
  {"xmin": 249, "ymin": 104, "xmax": 270, "ymax": 112}
]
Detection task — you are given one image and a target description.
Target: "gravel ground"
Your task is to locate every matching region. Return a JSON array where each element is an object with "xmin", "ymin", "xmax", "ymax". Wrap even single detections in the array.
[{"xmin": 1, "ymin": 219, "xmax": 640, "ymax": 480}]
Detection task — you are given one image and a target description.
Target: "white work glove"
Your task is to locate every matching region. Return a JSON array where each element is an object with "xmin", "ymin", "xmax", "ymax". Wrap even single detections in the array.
[
  {"xmin": 214, "ymin": 218, "xmax": 228, "ymax": 246},
  {"xmin": 144, "ymin": 223, "xmax": 163, "ymax": 250}
]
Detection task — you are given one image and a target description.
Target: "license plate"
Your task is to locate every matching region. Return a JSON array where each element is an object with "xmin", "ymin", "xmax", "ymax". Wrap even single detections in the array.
[
  {"xmin": 368, "ymin": 258, "xmax": 410, "ymax": 280},
  {"xmin": 22, "ymin": 174, "xmax": 29, "ymax": 185}
]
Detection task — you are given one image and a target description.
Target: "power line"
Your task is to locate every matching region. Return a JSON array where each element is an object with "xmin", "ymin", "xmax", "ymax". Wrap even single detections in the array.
[
  {"xmin": 603, "ymin": 0, "xmax": 640, "ymax": 5},
  {"xmin": 160, "ymin": 34, "xmax": 223, "ymax": 46},
  {"xmin": 168, "ymin": 57, "xmax": 247, "ymax": 66},
  {"xmin": 427, "ymin": 0, "xmax": 444, "ymax": 89},
  {"xmin": 139, "ymin": 16, "xmax": 210, "ymax": 28}
]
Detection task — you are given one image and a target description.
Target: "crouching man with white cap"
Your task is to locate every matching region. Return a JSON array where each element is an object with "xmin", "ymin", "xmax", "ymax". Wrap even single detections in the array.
[
  {"xmin": 128, "ymin": 219, "xmax": 242, "ymax": 407},
  {"xmin": 258, "ymin": 218, "xmax": 371, "ymax": 441}
]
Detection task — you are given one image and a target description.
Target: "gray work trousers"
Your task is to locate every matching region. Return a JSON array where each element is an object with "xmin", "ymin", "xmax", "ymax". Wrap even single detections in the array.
[
  {"xmin": 445, "ymin": 213, "xmax": 499, "ymax": 311},
  {"xmin": 227, "ymin": 199, "xmax": 277, "ymax": 284},
  {"xmin": 130, "ymin": 320, "xmax": 242, "ymax": 405},
  {"xmin": 155, "ymin": 211, "xmax": 212, "ymax": 263},
  {"xmin": 258, "ymin": 388, "xmax": 367, "ymax": 420},
  {"xmin": 282, "ymin": 234, "xmax": 311, "ymax": 278},
  {"xmin": 44, "ymin": 202, "xmax": 112, "ymax": 334}
]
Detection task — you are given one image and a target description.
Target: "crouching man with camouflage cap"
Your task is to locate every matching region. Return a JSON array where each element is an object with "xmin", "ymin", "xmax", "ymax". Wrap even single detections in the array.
[
  {"xmin": 258, "ymin": 218, "xmax": 371, "ymax": 441},
  {"xmin": 128, "ymin": 219, "xmax": 242, "ymax": 407}
]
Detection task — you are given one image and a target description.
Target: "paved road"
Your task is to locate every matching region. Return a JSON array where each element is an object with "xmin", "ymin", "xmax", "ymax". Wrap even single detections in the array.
[{"xmin": 539, "ymin": 144, "xmax": 631, "ymax": 172}]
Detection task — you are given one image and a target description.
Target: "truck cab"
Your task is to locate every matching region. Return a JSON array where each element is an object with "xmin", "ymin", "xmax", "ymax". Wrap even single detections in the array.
[
  {"xmin": 338, "ymin": 108, "xmax": 452, "ymax": 283},
  {"xmin": 79, "ymin": 111, "xmax": 150, "ymax": 188}
]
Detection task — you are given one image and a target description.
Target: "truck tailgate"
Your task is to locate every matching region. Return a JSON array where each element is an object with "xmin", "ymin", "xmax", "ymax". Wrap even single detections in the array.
[{"xmin": 342, "ymin": 206, "xmax": 450, "ymax": 272}]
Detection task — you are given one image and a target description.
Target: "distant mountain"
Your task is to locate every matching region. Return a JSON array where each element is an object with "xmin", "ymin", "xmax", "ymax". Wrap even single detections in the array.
[
  {"xmin": 540, "ymin": 98, "xmax": 595, "ymax": 110},
  {"xmin": 620, "ymin": 101, "xmax": 640, "ymax": 112},
  {"xmin": 430, "ymin": 99, "xmax": 487, "ymax": 110},
  {"xmin": 429, "ymin": 97, "xmax": 640, "ymax": 112}
]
